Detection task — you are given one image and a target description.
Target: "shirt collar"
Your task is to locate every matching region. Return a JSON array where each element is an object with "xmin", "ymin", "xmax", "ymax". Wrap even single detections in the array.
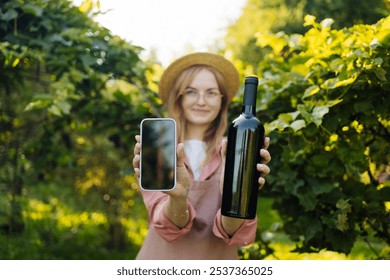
[{"xmin": 184, "ymin": 139, "xmax": 223, "ymax": 181}]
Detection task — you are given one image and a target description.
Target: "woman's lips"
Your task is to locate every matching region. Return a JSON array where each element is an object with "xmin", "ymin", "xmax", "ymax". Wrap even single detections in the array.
[{"xmin": 192, "ymin": 108, "xmax": 209, "ymax": 113}]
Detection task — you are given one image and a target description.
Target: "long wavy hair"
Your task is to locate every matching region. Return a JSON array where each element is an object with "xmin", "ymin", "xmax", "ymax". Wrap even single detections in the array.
[{"xmin": 165, "ymin": 65, "xmax": 229, "ymax": 164}]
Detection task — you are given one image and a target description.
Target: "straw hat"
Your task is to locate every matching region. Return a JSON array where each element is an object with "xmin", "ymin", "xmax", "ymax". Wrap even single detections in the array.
[{"xmin": 158, "ymin": 52, "xmax": 240, "ymax": 104}]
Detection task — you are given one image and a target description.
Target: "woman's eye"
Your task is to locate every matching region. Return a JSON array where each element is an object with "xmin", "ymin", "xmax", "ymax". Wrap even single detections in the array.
[
  {"xmin": 185, "ymin": 89, "xmax": 197, "ymax": 96},
  {"xmin": 207, "ymin": 90, "xmax": 219, "ymax": 97}
]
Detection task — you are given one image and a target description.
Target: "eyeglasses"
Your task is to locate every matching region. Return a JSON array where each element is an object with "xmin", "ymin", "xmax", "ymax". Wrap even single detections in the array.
[{"xmin": 181, "ymin": 88, "xmax": 223, "ymax": 104}]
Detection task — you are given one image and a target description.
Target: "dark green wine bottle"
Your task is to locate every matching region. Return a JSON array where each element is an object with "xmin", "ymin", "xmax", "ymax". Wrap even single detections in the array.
[{"xmin": 221, "ymin": 76, "xmax": 265, "ymax": 219}]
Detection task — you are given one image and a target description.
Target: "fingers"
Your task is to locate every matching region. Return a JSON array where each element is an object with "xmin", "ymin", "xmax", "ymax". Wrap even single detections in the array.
[
  {"xmin": 260, "ymin": 149, "xmax": 271, "ymax": 164},
  {"xmin": 134, "ymin": 167, "xmax": 140, "ymax": 178},
  {"xmin": 260, "ymin": 137, "xmax": 271, "ymax": 165},
  {"xmin": 259, "ymin": 137, "xmax": 271, "ymax": 165},
  {"xmin": 263, "ymin": 136, "xmax": 270, "ymax": 149},
  {"xmin": 258, "ymin": 137, "xmax": 271, "ymax": 189},
  {"xmin": 133, "ymin": 135, "xmax": 141, "ymax": 176},
  {"xmin": 132, "ymin": 153, "xmax": 140, "ymax": 176},
  {"xmin": 257, "ymin": 163, "xmax": 269, "ymax": 190},
  {"xmin": 257, "ymin": 163, "xmax": 270, "ymax": 177},
  {"xmin": 258, "ymin": 177, "xmax": 266, "ymax": 189},
  {"xmin": 133, "ymin": 154, "xmax": 140, "ymax": 168},
  {"xmin": 134, "ymin": 135, "xmax": 140, "ymax": 156}
]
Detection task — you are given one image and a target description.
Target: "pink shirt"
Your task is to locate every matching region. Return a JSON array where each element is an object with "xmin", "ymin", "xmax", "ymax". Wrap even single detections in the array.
[{"xmin": 136, "ymin": 143, "xmax": 257, "ymax": 260}]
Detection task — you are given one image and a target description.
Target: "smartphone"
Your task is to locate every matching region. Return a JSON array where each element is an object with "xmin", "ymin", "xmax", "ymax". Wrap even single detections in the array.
[{"xmin": 139, "ymin": 118, "xmax": 177, "ymax": 191}]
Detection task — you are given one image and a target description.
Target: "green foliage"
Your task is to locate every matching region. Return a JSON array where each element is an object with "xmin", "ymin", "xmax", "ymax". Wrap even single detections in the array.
[
  {"xmin": 1, "ymin": 0, "xmax": 389, "ymax": 260},
  {"xmin": 239, "ymin": 197, "xmax": 385, "ymax": 260},
  {"xmin": 0, "ymin": 184, "xmax": 147, "ymax": 259},
  {"xmin": 0, "ymin": 0, "xmax": 160, "ymax": 258},
  {"xmin": 253, "ymin": 15, "xmax": 390, "ymax": 256},
  {"xmin": 225, "ymin": 0, "xmax": 390, "ymax": 71},
  {"xmin": 304, "ymin": 0, "xmax": 390, "ymax": 29}
]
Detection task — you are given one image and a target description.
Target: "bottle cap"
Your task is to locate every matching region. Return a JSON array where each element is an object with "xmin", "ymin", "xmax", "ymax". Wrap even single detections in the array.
[{"xmin": 245, "ymin": 76, "xmax": 258, "ymax": 85}]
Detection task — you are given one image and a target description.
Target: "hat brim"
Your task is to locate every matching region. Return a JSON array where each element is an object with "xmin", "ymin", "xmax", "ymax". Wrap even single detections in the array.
[{"xmin": 158, "ymin": 53, "xmax": 240, "ymax": 104}]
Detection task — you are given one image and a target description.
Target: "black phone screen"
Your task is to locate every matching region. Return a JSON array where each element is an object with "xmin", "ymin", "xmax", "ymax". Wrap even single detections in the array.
[{"xmin": 140, "ymin": 118, "xmax": 176, "ymax": 191}]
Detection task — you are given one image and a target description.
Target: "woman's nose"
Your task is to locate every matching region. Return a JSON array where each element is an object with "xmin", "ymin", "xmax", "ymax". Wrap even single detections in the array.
[{"xmin": 196, "ymin": 93, "xmax": 207, "ymax": 105}]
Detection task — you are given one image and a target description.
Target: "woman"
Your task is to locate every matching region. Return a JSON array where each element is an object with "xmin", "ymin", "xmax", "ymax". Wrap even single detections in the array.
[{"xmin": 132, "ymin": 52, "xmax": 271, "ymax": 259}]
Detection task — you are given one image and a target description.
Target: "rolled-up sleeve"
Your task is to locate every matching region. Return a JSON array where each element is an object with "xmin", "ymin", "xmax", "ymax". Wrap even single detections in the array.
[
  {"xmin": 141, "ymin": 191, "xmax": 196, "ymax": 242},
  {"xmin": 212, "ymin": 209, "xmax": 257, "ymax": 246}
]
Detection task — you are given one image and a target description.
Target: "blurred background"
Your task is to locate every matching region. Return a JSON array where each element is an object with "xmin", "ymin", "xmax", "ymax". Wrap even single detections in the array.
[{"xmin": 0, "ymin": 0, "xmax": 389, "ymax": 259}]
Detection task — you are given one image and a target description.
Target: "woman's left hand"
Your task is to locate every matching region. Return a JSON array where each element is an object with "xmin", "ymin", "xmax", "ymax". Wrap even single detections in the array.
[
  {"xmin": 219, "ymin": 137, "xmax": 271, "ymax": 236},
  {"xmin": 220, "ymin": 136, "xmax": 271, "ymax": 191}
]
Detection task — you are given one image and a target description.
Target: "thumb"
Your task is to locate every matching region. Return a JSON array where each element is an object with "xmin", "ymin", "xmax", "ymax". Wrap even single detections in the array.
[
  {"xmin": 177, "ymin": 143, "xmax": 185, "ymax": 167},
  {"xmin": 219, "ymin": 138, "xmax": 228, "ymax": 193},
  {"xmin": 221, "ymin": 138, "xmax": 227, "ymax": 161}
]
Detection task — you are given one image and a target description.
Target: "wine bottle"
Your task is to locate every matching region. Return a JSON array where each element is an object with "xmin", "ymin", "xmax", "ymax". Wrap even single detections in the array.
[{"xmin": 221, "ymin": 76, "xmax": 265, "ymax": 219}]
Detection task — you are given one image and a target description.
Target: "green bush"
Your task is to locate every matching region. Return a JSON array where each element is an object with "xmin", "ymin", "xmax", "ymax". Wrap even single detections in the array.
[
  {"xmin": 254, "ymin": 15, "xmax": 390, "ymax": 257},
  {"xmin": 0, "ymin": 0, "xmax": 154, "ymax": 259}
]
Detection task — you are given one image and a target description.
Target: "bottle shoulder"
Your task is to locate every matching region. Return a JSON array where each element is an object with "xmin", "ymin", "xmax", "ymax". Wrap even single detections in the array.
[
  {"xmin": 233, "ymin": 113, "xmax": 261, "ymax": 123},
  {"xmin": 231, "ymin": 113, "xmax": 263, "ymax": 129}
]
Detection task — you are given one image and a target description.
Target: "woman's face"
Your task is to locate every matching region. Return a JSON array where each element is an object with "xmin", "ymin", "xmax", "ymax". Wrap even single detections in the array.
[{"xmin": 180, "ymin": 69, "xmax": 222, "ymax": 128}]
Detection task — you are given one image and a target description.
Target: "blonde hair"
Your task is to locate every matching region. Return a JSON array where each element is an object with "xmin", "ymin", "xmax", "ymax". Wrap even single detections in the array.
[{"xmin": 165, "ymin": 65, "xmax": 229, "ymax": 163}]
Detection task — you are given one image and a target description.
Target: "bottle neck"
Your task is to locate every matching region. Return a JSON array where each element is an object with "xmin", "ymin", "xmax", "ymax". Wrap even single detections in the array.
[
  {"xmin": 242, "ymin": 78, "xmax": 258, "ymax": 116},
  {"xmin": 242, "ymin": 105, "xmax": 256, "ymax": 116}
]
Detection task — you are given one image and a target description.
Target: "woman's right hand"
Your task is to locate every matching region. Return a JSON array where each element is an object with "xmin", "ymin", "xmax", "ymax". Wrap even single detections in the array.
[
  {"xmin": 133, "ymin": 135, "xmax": 191, "ymax": 228},
  {"xmin": 132, "ymin": 135, "xmax": 190, "ymax": 199}
]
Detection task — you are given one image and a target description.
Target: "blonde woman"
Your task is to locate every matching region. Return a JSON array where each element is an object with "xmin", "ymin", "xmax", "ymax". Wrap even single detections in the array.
[{"xmin": 132, "ymin": 53, "xmax": 271, "ymax": 259}]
